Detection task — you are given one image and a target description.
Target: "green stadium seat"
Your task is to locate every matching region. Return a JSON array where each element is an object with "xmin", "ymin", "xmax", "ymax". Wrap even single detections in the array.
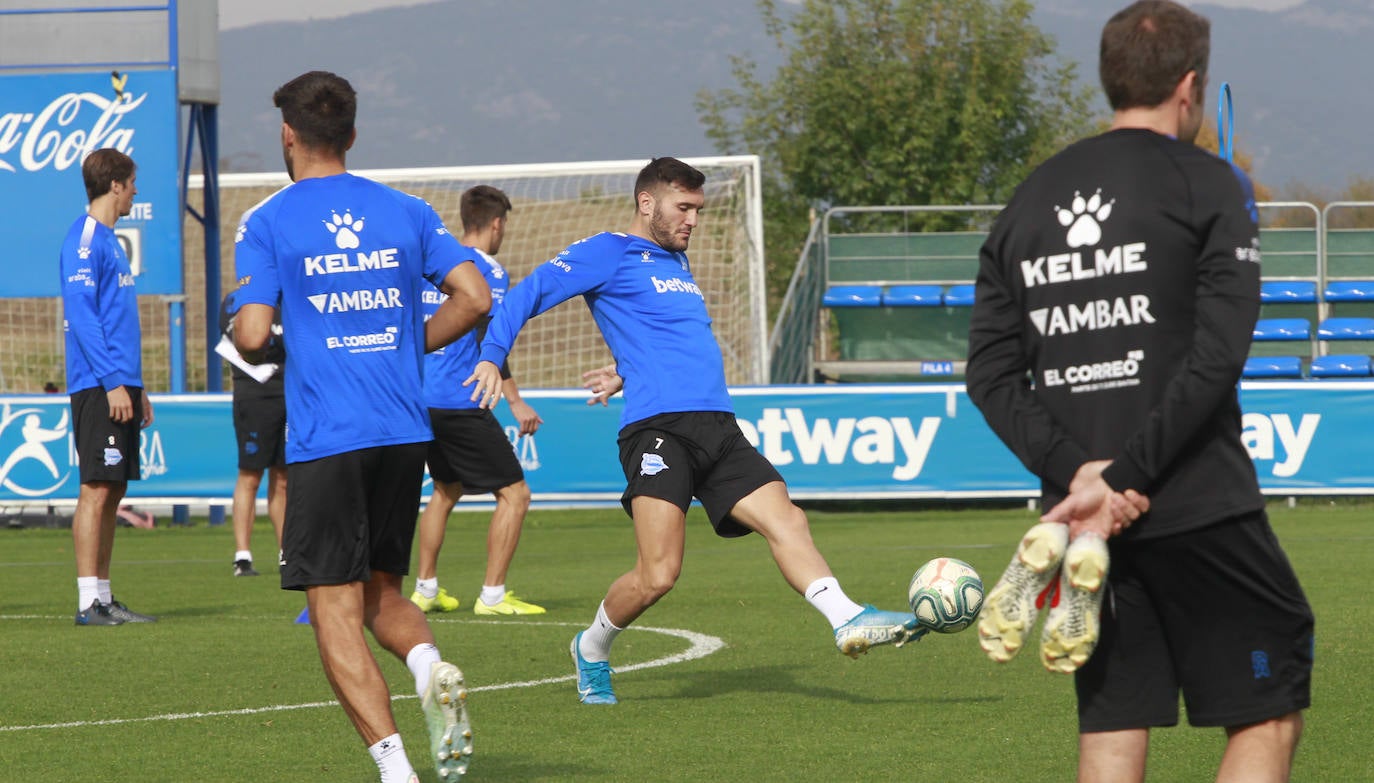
[
  {"xmin": 1243, "ymin": 356, "xmax": 1303, "ymax": 378},
  {"xmin": 1310, "ymin": 354, "xmax": 1372, "ymax": 377}
]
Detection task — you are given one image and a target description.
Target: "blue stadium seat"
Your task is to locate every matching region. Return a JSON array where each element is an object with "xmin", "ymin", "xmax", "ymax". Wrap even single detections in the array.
[
  {"xmin": 881, "ymin": 285, "xmax": 943, "ymax": 306},
  {"xmin": 1260, "ymin": 280, "xmax": 1318, "ymax": 303},
  {"xmin": 1323, "ymin": 281, "xmax": 1374, "ymax": 302},
  {"xmin": 822, "ymin": 285, "xmax": 882, "ymax": 308},
  {"xmin": 1317, "ymin": 317, "xmax": 1374, "ymax": 340},
  {"xmin": 944, "ymin": 284, "xmax": 976, "ymax": 307},
  {"xmin": 1252, "ymin": 318, "xmax": 1311, "ymax": 341},
  {"xmin": 1310, "ymin": 354, "xmax": 1372, "ymax": 377},
  {"xmin": 1242, "ymin": 356, "xmax": 1303, "ymax": 378}
]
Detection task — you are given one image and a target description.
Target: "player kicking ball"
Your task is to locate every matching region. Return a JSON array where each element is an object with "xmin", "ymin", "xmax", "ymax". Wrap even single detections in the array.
[{"xmin": 466, "ymin": 157, "xmax": 926, "ymax": 705}]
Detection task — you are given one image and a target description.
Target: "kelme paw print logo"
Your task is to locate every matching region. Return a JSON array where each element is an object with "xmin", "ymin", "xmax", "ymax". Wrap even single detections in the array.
[
  {"xmin": 1055, "ymin": 189, "xmax": 1114, "ymax": 249},
  {"xmin": 324, "ymin": 211, "xmax": 364, "ymax": 249}
]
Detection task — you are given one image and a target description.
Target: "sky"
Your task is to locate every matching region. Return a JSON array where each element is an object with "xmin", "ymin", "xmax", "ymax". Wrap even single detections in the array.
[{"xmin": 217, "ymin": 0, "xmax": 1306, "ymax": 30}]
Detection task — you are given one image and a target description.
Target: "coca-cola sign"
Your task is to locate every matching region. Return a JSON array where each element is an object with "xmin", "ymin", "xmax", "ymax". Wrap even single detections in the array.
[
  {"xmin": 0, "ymin": 91, "xmax": 145, "ymax": 174},
  {"xmin": 2, "ymin": 70, "xmax": 181, "ymax": 298}
]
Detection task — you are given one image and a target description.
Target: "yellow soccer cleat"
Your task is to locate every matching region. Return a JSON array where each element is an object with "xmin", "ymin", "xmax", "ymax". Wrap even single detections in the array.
[
  {"xmin": 411, "ymin": 587, "xmax": 461, "ymax": 613},
  {"xmin": 473, "ymin": 591, "xmax": 546, "ymax": 616}
]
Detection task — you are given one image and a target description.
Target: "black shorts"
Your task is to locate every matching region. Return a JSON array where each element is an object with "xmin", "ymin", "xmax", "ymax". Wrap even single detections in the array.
[
  {"xmin": 617, "ymin": 411, "xmax": 783, "ymax": 538},
  {"xmin": 70, "ymin": 386, "xmax": 142, "ymax": 483},
  {"xmin": 1076, "ymin": 510, "xmax": 1314, "ymax": 731},
  {"xmin": 280, "ymin": 442, "xmax": 427, "ymax": 591},
  {"xmin": 426, "ymin": 408, "xmax": 523, "ymax": 493},
  {"xmin": 232, "ymin": 384, "xmax": 286, "ymax": 472}
]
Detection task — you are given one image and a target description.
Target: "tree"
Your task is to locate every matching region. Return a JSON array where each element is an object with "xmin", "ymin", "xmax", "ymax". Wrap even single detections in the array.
[{"xmin": 697, "ymin": 0, "xmax": 1093, "ymax": 307}]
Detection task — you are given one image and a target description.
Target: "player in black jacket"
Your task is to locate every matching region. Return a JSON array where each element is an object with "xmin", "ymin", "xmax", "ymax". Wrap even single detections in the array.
[
  {"xmin": 219, "ymin": 289, "xmax": 287, "ymax": 577},
  {"xmin": 966, "ymin": 2, "xmax": 1312, "ymax": 780}
]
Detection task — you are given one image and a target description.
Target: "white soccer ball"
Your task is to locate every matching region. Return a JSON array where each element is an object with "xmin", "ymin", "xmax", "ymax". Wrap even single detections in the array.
[{"xmin": 908, "ymin": 557, "xmax": 985, "ymax": 634}]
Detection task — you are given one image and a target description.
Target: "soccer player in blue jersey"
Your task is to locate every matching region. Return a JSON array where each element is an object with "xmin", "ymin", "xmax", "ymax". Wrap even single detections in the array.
[
  {"xmin": 232, "ymin": 71, "xmax": 489, "ymax": 783},
  {"xmin": 59, "ymin": 148, "xmax": 158, "ymax": 627},
  {"xmin": 412, "ymin": 185, "xmax": 546, "ymax": 617},
  {"xmin": 467, "ymin": 157, "xmax": 924, "ymax": 705}
]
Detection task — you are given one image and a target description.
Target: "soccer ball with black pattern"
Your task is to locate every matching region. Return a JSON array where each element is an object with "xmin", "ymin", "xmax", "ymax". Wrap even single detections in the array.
[{"xmin": 908, "ymin": 557, "xmax": 985, "ymax": 634}]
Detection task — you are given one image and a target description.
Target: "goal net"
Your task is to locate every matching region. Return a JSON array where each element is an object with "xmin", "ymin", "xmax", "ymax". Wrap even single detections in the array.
[
  {"xmin": 189, "ymin": 155, "xmax": 766, "ymax": 392},
  {"xmin": 0, "ymin": 156, "xmax": 765, "ymax": 394}
]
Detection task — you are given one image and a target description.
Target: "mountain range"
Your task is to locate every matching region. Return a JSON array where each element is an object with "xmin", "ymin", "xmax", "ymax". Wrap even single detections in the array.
[{"xmin": 217, "ymin": 0, "xmax": 1372, "ymax": 195}]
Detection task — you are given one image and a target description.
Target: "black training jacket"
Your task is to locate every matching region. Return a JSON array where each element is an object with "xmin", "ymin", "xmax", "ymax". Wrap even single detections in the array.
[{"xmin": 966, "ymin": 128, "xmax": 1265, "ymax": 540}]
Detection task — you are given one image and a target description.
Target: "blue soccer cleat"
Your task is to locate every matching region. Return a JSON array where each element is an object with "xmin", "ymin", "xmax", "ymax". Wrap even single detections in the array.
[
  {"xmin": 570, "ymin": 632, "xmax": 617, "ymax": 705},
  {"xmin": 834, "ymin": 605, "xmax": 925, "ymax": 658}
]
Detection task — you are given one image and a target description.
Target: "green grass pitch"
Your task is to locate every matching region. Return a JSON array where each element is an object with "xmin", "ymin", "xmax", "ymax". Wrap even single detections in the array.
[{"xmin": 0, "ymin": 502, "xmax": 1367, "ymax": 781}]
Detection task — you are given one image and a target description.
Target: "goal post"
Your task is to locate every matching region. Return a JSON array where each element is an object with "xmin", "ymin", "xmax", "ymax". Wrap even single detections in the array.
[{"xmin": 182, "ymin": 155, "xmax": 767, "ymax": 392}]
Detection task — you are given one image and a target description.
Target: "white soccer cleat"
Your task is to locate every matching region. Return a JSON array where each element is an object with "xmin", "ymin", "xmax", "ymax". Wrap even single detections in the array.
[
  {"xmin": 421, "ymin": 661, "xmax": 473, "ymax": 779},
  {"xmin": 1040, "ymin": 532, "xmax": 1110, "ymax": 674},
  {"xmin": 977, "ymin": 522, "xmax": 1069, "ymax": 662}
]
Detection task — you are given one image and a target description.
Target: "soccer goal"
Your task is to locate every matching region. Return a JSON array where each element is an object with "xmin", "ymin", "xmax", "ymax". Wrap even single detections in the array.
[{"xmin": 181, "ymin": 155, "xmax": 767, "ymax": 392}]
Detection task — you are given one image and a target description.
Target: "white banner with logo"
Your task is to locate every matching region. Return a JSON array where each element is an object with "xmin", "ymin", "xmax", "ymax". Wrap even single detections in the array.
[{"xmin": 2, "ymin": 383, "xmax": 1370, "ymax": 502}]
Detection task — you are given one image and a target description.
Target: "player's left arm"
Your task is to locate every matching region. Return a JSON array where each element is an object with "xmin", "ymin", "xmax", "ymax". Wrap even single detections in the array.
[
  {"xmin": 467, "ymin": 237, "xmax": 618, "ymax": 409},
  {"xmin": 421, "ymin": 205, "xmax": 491, "ymax": 352},
  {"xmin": 427, "ymin": 261, "xmax": 490, "ymax": 352},
  {"xmin": 1101, "ymin": 165, "xmax": 1261, "ymax": 494},
  {"xmin": 231, "ymin": 210, "xmax": 283, "ymax": 363},
  {"xmin": 60, "ymin": 239, "xmax": 123, "ymax": 389}
]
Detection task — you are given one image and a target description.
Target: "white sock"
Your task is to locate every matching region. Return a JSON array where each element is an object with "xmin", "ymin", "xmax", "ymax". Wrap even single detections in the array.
[
  {"xmin": 577, "ymin": 602, "xmax": 623, "ymax": 663},
  {"xmin": 97, "ymin": 579, "xmax": 112, "ymax": 605},
  {"xmin": 234, "ymin": 549, "xmax": 253, "ymax": 563},
  {"xmin": 414, "ymin": 577, "xmax": 438, "ymax": 600},
  {"xmin": 368, "ymin": 733, "xmax": 414, "ymax": 783},
  {"xmin": 405, "ymin": 643, "xmax": 441, "ymax": 697},
  {"xmin": 804, "ymin": 577, "xmax": 865, "ymax": 629},
  {"xmin": 77, "ymin": 577, "xmax": 99, "ymax": 611},
  {"xmin": 480, "ymin": 584, "xmax": 505, "ymax": 606}
]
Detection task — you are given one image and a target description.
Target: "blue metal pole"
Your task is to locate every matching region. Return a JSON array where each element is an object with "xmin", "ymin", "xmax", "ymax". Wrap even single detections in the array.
[
  {"xmin": 203, "ymin": 104, "xmax": 222, "ymax": 393},
  {"xmin": 169, "ymin": 299, "xmax": 186, "ymax": 391}
]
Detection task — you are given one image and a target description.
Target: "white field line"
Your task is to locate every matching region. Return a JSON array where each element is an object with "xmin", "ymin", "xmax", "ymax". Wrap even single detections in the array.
[{"xmin": 0, "ymin": 620, "xmax": 724, "ymax": 733}]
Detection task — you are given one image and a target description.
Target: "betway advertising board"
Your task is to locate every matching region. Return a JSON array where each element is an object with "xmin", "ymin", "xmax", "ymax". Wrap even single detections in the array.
[
  {"xmin": 0, "ymin": 384, "xmax": 1369, "ymax": 502},
  {"xmin": 1, "ymin": 70, "xmax": 181, "ymax": 297}
]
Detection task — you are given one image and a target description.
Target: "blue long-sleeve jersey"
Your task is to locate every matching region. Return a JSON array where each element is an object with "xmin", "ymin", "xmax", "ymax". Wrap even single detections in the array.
[
  {"xmin": 60, "ymin": 214, "xmax": 143, "ymax": 393},
  {"xmin": 423, "ymin": 247, "xmax": 508, "ymax": 410},
  {"xmin": 478, "ymin": 231, "xmax": 732, "ymax": 428}
]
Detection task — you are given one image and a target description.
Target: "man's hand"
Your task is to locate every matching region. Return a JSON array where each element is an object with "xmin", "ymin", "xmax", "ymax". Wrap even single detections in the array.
[
  {"xmin": 1041, "ymin": 460, "xmax": 1149, "ymax": 539},
  {"xmin": 463, "ymin": 360, "xmax": 505, "ymax": 409},
  {"xmin": 581, "ymin": 363, "xmax": 622, "ymax": 406},
  {"xmin": 508, "ymin": 398, "xmax": 542, "ymax": 436},
  {"xmin": 106, "ymin": 385, "xmax": 134, "ymax": 423},
  {"xmin": 141, "ymin": 390, "xmax": 155, "ymax": 428}
]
